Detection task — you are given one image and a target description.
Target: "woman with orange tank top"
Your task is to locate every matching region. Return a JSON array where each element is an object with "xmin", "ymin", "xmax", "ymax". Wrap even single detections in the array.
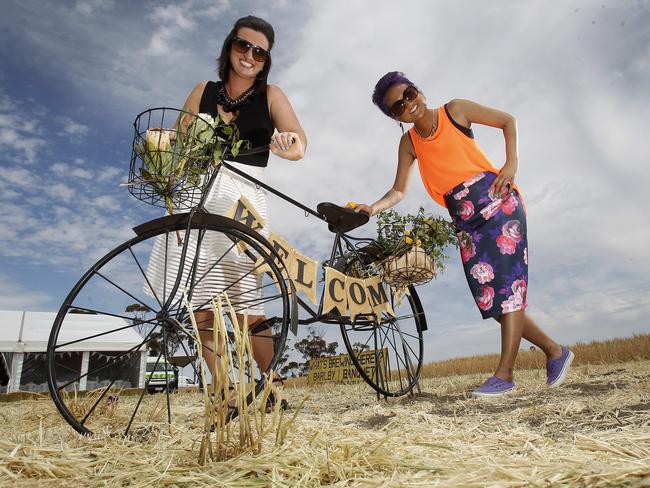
[{"xmin": 351, "ymin": 72, "xmax": 573, "ymax": 398}]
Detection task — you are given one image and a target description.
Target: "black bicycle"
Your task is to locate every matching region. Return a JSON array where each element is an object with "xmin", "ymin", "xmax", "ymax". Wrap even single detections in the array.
[{"xmin": 47, "ymin": 108, "xmax": 428, "ymax": 437}]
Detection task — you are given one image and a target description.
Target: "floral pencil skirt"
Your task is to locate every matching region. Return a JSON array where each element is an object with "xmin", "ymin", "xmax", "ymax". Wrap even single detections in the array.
[{"xmin": 443, "ymin": 171, "xmax": 528, "ymax": 319}]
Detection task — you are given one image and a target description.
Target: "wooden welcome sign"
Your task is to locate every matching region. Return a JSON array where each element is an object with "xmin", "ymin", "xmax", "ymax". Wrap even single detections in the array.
[
  {"xmin": 307, "ymin": 348, "xmax": 389, "ymax": 384},
  {"xmin": 225, "ymin": 197, "xmax": 394, "ymax": 320}
]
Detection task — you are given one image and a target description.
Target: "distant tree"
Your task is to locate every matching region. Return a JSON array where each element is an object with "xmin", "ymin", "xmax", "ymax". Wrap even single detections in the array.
[
  {"xmin": 352, "ymin": 342, "xmax": 370, "ymax": 353},
  {"xmin": 287, "ymin": 327, "xmax": 339, "ymax": 376},
  {"xmin": 124, "ymin": 303, "xmax": 181, "ymax": 360},
  {"xmin": 125, "ymin": 303, "xmax": 152, "ymax": 337}
]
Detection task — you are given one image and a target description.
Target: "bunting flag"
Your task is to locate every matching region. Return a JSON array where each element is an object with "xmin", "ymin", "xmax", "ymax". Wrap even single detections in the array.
[
  {"xmin": 289, "ymin": 251, "xmax": 319, "ymax": 305},
  {"xmin": 224, "ymin": 195, "xmax": 266, "ymax": 252},
  {"xmin": 227, "ymin": 196, "xmax": 396, "ymax": 319},
  {"xmin": 322, "ymin": 267, "xmax": 347, "ymax": 316},
  {"xmin": 254, "ymin": 231, "xmax": 293, "ymax": 286},
  {"xmin": 364, "ymin": 275, "xmax": 395, "ymax": 321},
  {"xmin": 344, "ymin": 275, "xmax": 374, "ymax": 321}
]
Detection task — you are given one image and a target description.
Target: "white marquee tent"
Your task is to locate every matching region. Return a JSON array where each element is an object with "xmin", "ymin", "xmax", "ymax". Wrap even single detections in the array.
[{"xmin": 1, "ymin": 310, "xmax": 147, "ymax": 393}]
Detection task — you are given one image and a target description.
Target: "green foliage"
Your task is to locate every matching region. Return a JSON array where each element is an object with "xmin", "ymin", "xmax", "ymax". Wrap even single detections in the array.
[
  {"xmin": 376, "ymin": 205, "xmax": 458, "ymax": 275},
  {"xmin": 135, "ymin": 111, "xmax": 246, "ymax": 213}
]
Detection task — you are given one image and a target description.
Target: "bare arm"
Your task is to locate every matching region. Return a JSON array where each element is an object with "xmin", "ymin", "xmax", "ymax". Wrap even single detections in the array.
[
  {"xmin": 355, "ymin": 133, "xmax": 417, "ymax": 216},
  {"xmin": 447, "ymin": 98, "xmax": 518, "ymax": 195},
  {"xmin": 171, "ymin": 81, "xmax": 208, "ymax": 133},
  {"xmin": 267, "ymin": 84, "xmax": 307, "ymax": 161}
]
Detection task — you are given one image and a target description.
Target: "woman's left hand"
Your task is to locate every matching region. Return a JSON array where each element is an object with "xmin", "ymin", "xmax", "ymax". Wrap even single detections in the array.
[
  {"xmin": 270, "ymin": 131, "xmax": 304, "ymax": 161},
  {"xmin": 490, "ymin": 159, "xmax": 518, "ymax": 197}
]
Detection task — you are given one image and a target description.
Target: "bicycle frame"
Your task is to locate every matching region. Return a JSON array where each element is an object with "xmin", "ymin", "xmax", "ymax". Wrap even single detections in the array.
[{"xmin": 158, "ymin": 149, "xmax": 428, "ymax": 336}]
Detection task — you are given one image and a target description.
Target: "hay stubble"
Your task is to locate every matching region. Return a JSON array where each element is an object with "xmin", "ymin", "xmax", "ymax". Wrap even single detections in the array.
[{"xmin": 1, "ymin": 361, "xmax": 648, "ymax": 486}]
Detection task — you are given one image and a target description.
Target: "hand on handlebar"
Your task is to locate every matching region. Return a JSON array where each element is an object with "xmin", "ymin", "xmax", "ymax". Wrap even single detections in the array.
[{"xmin": 270, "ymin": 132, "xmax": 304, "ymax": 161}]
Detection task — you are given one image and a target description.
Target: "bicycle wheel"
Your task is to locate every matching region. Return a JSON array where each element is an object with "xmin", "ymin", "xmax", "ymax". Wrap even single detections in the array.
[
  {"xmin": 47, "ymin": 213, "xmax": 292, "ymax": 437},
  {"xmin": 340, "ymin": 261, "xmax": 425, "ymax": 397}
]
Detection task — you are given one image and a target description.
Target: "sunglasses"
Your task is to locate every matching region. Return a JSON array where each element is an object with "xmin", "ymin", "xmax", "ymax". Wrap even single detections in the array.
[
  {"xmin": 389, "ymin": 85, "xmax": 419, "ymax": 117},
  {"xmin": 231, "ymin": 37, "xmax": 269, "ymax": 63}
]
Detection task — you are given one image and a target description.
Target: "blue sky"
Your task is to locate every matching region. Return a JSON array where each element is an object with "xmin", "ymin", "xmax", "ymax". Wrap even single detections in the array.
[{"xmin": 1, "ymin": 0, "xmax": 649, "ymax": 362}]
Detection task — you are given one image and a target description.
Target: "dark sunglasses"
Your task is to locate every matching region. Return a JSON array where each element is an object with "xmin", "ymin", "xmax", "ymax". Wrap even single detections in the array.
[
  {"xmin": 231, "ymin": 37, "xmax": 269, "ymax": 63},
  {"xmin": 389, "ymin": 85, "xmax": 419, "ymax": 117}
]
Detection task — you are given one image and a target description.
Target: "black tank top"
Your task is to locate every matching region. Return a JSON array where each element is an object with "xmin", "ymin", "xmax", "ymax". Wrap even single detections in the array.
[{"xmin": 198, "ymin": 81, "xmax": 274, "ymax": 167}]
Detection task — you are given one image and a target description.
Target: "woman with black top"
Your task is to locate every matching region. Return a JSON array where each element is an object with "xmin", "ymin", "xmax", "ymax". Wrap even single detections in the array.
[{"xmin": 146, "ymin": 15, "xmax": 306, "ymax": 404}]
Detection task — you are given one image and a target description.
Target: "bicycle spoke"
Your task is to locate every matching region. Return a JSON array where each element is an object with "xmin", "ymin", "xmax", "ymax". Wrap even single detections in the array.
[
  {"xmin": 81, "ymin": 378, "xmax": 118, "ymax": 426},
  {"xmin": 185, "ymin": 240, "xmax": 239, "ymax": 302},
  {"xmin": 57, "ymin": 327, "xmax": 156, "ymax": 391},
  {"xmin": 94, "ymin": 270, "xmax": 156, "ymax": 311},
  {"xmin": 161, "ymin": 326, "xmax": 172, "ymax": 426},
  {"xmin": 169, "ymin": 327, "xmax": 200, "ymax": 382},
  {"xmin": 125, "ymin": 350, "xmax": 164, "ymax": 437},
  {"xmin": 163, "ymin": 231, "xmax": 169, "ymax": 303},
  {"xmin": 128, "ymin": 245, "xmax": 163, "ymax": 309},
  {"xmin": 63, "ymin": 305, "xmax": 158, "ymax": 325},
  {"xmin": 54, "ymin": 315, "xmax": 158, "ymax": 350},
  {"xmin": 388, "ymin": 325, "xmax": 406, "ymax": 391}
]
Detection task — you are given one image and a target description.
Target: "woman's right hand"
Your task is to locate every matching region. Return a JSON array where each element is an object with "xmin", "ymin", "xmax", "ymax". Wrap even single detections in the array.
[{"xmin": 348, "ymin": 203, "xmax": 373, "ymax": 216}]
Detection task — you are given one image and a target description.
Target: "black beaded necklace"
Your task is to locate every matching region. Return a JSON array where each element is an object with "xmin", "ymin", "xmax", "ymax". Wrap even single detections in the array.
[{"xmin": 216, "ymin": 81, "xmax": 255, "ymax": 113}]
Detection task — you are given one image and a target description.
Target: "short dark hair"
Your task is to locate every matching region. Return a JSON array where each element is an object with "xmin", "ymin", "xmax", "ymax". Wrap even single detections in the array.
[
  {"xmin": 217, "ymin": 15, "xmax": 275, "ymax": 93},
  {"xmin": 372, "ymin": 71, "xmax": 416, "ymax": 117}
]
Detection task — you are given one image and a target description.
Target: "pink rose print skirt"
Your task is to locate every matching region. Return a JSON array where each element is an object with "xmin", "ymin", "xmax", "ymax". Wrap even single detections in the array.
[{"xmin": 444, "ymin": 171, "xmax": 528, "ymax": 319}]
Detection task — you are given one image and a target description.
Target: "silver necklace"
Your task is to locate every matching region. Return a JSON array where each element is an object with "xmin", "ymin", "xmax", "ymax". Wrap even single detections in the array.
[{"xmin": 415, "ymin": 111, "xmax": 436, "ymax": 138}]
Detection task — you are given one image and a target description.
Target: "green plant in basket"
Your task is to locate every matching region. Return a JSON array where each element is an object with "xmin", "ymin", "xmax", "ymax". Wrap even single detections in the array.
[
  {"xmin": 376, "ymin": 206, "xmax": 458, "ymax": 285},
  {"xmin": 135, "ymin": 112, "xmax": 247, "ymax": 213}
]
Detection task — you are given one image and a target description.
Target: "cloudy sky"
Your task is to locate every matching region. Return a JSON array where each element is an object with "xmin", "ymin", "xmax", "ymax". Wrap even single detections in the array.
[{"xmin": 1, "ymin": 0, "xmax": 648, "ymax": 362}]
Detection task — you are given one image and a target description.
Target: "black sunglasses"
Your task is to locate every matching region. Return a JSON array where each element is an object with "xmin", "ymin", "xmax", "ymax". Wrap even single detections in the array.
[
  {"xmin": 231, "ymin": 37, "xmax": 269, "ymax": 63},
  {"xmin": 389, "ymin": 85, "xmax": 419, "ymax": 117}
]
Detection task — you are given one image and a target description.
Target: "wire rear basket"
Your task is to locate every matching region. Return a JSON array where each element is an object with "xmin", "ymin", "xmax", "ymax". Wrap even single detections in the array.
[
  {"xmin": 382, "ymin": 245, "xmax": 435, "ymax": 288},
  {"xmin": 376, "ymin": 217, "xmax": 438, "ymax": 288},
  {"xmin": 128, "ymin": 108, "xmax": 219, "ymax": 211}
]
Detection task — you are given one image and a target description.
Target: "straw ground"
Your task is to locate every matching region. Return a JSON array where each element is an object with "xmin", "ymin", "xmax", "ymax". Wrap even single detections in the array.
[{"xmin": 1, "ymin": 358, "xmax": 649, "ymax": 486}]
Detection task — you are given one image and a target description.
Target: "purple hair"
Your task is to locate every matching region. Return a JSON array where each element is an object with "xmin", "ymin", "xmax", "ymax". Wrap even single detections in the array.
[{"xmin": 372, "ymin": 71, "xmax": 416, "ymax": 117}]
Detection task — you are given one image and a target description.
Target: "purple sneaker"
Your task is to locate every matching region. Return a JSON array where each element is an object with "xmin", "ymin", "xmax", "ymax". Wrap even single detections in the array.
[
  {"xmin": 471, "ymin": 376, "xmax": 516, "ymax": 398},
  {"xmin": 547, "ymin": 346, "xmax": 574, "ymax": 387}
]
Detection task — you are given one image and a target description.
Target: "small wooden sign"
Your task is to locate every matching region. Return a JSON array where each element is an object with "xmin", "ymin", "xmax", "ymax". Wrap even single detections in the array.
[{"xmin": 307, "ymin": 348, "xmax": 388, "ymax": 385}]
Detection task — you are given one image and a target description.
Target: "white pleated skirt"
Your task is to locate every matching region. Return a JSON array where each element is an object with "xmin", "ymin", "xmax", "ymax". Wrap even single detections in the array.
[{"xmin": 144, "ymin": 161, "xmax": 268, "ymax": 315}]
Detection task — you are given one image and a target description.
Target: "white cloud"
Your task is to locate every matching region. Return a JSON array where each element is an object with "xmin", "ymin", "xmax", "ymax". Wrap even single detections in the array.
[
  {"xmin": 45, "ymin": 183, "xmax": 76, "ymax": 203},
  {"xmin": 97, "ymin": 166, "xmax": 122, "ymax": 182},
  {"xmin": 58, "ymin": 117, "xmax": 90, "ymax": 139},
  {"xmin": 0, "ymin": 272, "xmax": 52, "ymax": 310},
  {"xmin": 74, "ymin": 0, "xmax": 114, "ymax": 17},
  {"xmin": 70, "ymin": 167, "xmax": 93, "ymax": 179}
]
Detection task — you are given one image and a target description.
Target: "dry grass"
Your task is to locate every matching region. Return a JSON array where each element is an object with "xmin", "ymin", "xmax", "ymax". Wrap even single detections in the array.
[
  {"xmin": 1, "ymin": 358, "xmax": 649, "ymax": 486},
  {"xmin": 284, "ymin": 333, "xmax": 650, "ymax": 389},
  {"xmin": 421, "ymin": 333, "xmax": 650, "ymax": 379}
]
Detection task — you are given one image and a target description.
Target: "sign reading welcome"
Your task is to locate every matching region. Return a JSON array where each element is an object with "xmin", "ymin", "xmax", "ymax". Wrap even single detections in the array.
[
  {"xmin": 225, "ymin": 197, "xmax": 395, "ymax": 320},
  {"xmin": 307, "ymin": 348, "xmax": 388, "ymax": 384}
]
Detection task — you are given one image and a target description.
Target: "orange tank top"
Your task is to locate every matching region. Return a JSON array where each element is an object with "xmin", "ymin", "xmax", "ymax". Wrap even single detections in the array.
[{"xmin": 409, "ymin": 104, "xmax": 509, "ymax": 208}]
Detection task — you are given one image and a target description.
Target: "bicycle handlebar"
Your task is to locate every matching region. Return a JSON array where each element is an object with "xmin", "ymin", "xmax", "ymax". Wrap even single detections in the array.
[{"xmin": 232, "ymin": 138, "xmax": 296, "ymax": 158}]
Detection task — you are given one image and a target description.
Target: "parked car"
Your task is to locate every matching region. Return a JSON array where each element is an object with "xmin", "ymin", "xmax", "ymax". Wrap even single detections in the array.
[{"xmin": 145, "ymin": 356, "xmax": 178, "ymax": 393}]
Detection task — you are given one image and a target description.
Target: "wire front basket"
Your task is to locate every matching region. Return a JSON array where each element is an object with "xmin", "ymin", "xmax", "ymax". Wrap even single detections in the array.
[{"xmin": 128, "ymin": 108, "xmax": 219, "ymax": 212}]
